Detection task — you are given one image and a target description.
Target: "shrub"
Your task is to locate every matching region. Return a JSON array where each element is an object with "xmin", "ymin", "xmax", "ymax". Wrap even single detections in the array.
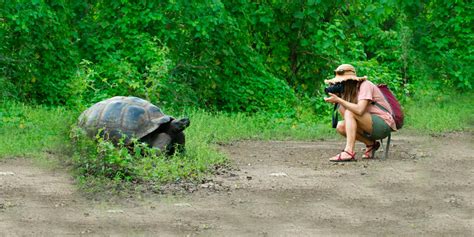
[
  {"xmin": 219, "ymin": 74, "xmax": 297, "ymax": 116},
  {"xmin": 354, "ymin": 59, "xmax": 409, "ymax": 100},
  {"xmin": 75, "ymin": 36, "xmax": 173, "ymax": 105},
  {"xmin": 0, "ymin": 1, "xmax": 80, "ymax": 105}
]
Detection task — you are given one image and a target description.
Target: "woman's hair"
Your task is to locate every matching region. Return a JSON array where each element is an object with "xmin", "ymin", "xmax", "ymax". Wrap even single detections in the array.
[{"xmin": 342, "ymin": 80, "xmax": 361, "ymax": 103}]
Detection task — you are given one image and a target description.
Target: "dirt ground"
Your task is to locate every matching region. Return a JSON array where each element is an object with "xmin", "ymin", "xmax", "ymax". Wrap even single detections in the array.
[{"xmin": 1, "ymin": 131, "xmax": 473, "ymax": 236}]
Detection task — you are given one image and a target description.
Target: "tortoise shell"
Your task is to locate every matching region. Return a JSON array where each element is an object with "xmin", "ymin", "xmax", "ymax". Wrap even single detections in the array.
[{"xmin": 78, "ymin": 96, "xmax": 171, "ymax": 144}]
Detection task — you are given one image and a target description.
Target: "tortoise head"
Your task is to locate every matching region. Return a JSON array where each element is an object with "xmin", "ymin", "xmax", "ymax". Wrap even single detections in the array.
[{"xmin": 168, "ymin": 117, "xmax": 190, "ymax": 134}]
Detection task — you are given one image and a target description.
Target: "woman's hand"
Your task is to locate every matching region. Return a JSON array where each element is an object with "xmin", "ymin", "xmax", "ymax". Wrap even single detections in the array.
[{"xmin": 324, "ymin": 93, "xmax": 341, "ymax": 104}]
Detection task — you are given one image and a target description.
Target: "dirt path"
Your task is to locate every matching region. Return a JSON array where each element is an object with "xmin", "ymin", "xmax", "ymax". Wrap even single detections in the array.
[{"xmin": 1, "ymin": 132, "xmax": 473, "ymax": 236}]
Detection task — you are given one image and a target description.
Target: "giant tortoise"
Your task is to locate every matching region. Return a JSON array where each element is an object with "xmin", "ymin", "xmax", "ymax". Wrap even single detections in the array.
[{"xmin": 78, "ymin": 96, "xmax": 190, "ymax": 155}]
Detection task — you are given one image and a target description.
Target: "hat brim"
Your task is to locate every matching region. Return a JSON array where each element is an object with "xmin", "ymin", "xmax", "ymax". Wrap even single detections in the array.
[{"xmin": 324, "ymin": 75, "xmax": 367, "ymax": 84}]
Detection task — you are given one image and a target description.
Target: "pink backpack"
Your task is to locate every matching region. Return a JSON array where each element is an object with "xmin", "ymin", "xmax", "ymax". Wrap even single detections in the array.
[{"xmin": 374, "ymin": 84, "xmax": 404, "ymax": 129}]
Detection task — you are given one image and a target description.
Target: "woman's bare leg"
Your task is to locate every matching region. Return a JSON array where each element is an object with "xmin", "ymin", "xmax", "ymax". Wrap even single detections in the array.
[
  {"xmin": 336, "ymin": 122, "xmax": 374, "ymax": 145},
  {"xmin": 333, "ymin": 110, "xmax": 373, "ymax": 159}
]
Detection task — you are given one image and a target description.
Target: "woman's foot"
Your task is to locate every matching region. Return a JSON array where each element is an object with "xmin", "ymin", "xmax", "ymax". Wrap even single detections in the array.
[
  {"xmin": 329, "ymin": 150, "xmax": 356, "ymax": 162},
  {"xmin": 362, "ymin": 141, "xmax": 380, "ymax": 159}
]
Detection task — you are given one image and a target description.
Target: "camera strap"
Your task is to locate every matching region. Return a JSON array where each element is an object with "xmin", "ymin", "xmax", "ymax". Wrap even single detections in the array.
[{"xmin": 332, "ymin": 103, "xmax": 339, "ymax": 128}]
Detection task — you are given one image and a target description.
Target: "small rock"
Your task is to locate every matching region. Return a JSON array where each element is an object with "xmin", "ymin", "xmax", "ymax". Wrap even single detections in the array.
[
  {"xmin": 200, "ymin": 182, "xmax": 214, "ymax": 188},
  {"xmin": 174, "ymin": 203, "xmax": 192, "ymax": 207},
  {"xmin": 106, "ymin": 209, "xmax": 124, "ymax": 213},
  {"xmin": 0, "ymin": 172, "xmax": 14, "ymax": 176},
  {"xmin": 269, "ymin": 172, "xmax": 288, "ymax": 177},
  {"xmin": 0, "ymin": 202, "xmax": 14, "ymax": 209},
  {"xmin": 80, "ymin": 229, "xmax": 92, "ymax": 234},
  {"xmin": 201, "ymin": 224, "xmax": 212, "ymax": 230}
]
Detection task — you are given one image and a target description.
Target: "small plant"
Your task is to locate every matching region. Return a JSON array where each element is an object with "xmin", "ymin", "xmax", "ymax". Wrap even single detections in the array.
[
  {"xmin": 69, "ymin": 123, "xmax": 228, "ymax": 191},
  {"xmin": 70, "ymin": 126, "xmax": 162, "ymax": 182}
]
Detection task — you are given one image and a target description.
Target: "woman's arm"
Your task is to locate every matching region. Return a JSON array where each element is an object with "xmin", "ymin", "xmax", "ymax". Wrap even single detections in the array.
[{"xmin": 324, "ymin": 93, "xmax": 369, "ymax": 116}]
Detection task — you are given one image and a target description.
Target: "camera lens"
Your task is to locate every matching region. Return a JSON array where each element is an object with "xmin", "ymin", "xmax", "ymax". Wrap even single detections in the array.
[{"xmin": 324, "ymin": 83, "xmax": 344, "ymax": 94}]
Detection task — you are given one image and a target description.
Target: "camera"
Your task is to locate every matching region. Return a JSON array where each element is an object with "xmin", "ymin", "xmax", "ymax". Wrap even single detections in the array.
[
  {"xmin": 324, "ymin": 83, "xmax": 344, "ymax": 94},
  {"xmin": 324, "ymin": 83, "xmax": 344, "ymax": 129}
]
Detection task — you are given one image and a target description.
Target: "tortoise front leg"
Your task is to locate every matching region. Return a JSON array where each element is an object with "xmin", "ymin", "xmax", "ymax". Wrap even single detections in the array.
[
  {"xmin": 151, "ymin": 133, "xmax": 172, "ymax": 156},
  {"xmin": 172, "ymin": 131, "xmax": 186, "ymax": 154}
]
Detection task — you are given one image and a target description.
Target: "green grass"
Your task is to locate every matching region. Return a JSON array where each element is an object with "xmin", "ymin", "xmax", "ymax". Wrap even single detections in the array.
[
  {"xmin": 1, "ymin": 89, "xmax": 472, "ymax": 194},
  {"xmin": 183, "ymin": 109, "xmax": 336, "ymax": 143},
  {"xmin": 0, "ymin": 101, "xmax": 77, "ymax": 159},
  {"xmin": 403, "ymin": 91, "xmax": 474, "ymax": 133}
]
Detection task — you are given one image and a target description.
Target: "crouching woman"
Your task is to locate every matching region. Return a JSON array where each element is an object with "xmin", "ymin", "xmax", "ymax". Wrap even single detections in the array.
[{"xmin": 323, "ymin": 64, "xmax": 397, "ymax": 162}]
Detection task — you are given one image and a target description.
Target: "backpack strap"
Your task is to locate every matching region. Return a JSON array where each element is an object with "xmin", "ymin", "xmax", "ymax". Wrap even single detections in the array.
[
  {"xmin": 372, "ymin": 101, "xmax": 390, "ymax": 114},
  {"xmin": 332, "ymin": 103, "xmax": 340, "ymax": 128},
  {"xmin": 372, "ymin": 100, "xmax": 396, "ymax": 128}
]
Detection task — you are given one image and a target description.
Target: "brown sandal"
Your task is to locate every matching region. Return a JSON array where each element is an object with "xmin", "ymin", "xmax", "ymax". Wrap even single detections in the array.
[
  {"xmin": 329, "ymin": 150, "xmax": 356, "ymax": 162},
  {"xmin": 362, "ymin": 141, "xmax": 380, "ymax": 159}
]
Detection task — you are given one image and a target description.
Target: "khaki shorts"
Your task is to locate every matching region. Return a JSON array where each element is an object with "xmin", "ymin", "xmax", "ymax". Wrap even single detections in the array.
[{"xmin": 364, "ymin": 115, "xmax": 391, "ymax": 140}]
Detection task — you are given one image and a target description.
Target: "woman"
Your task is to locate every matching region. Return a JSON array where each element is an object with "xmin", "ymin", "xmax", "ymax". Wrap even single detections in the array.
[{"xmin": 323, "ymin": 64, "xmax": 396, "ymax": 162}]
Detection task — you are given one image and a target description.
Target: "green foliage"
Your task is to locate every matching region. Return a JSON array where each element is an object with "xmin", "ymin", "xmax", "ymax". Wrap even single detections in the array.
[
  {"xmin": 238, "ymin": 1, "xmax": 362, "ymax": 93},
  {"xmin": 2, "ymin": 1, "xmax": 472, "ymax": 112},
  {"xmin": 0, "ymin": 76, "xmax": 19, "ymax": 100},
  {"xmin": 75, "ymin": 1, "xmax": 176, "ymax": 105},
  {"xmin": 0, "ymin": 0, "xmax": 81, "ymax": 105},
  {"xmin": 219, "ymin": 75, "xmax": 297, "ymax": 115},
  {"xmin": 74, "ymin": 45, "xmax": 172, "ymax": 104},
  {"xmin": 354, "ymin": 59, "xmax": 410, "ymax": 99},
  {"xmin": 403, "ymin": 0, "xmax": 473, "ymax": 90}
]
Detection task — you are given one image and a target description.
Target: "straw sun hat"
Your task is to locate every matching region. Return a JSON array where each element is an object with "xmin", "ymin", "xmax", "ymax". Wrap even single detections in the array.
[{"xmin": 324, "ymin": 64, "xmax": 367, "ymax": 84}]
